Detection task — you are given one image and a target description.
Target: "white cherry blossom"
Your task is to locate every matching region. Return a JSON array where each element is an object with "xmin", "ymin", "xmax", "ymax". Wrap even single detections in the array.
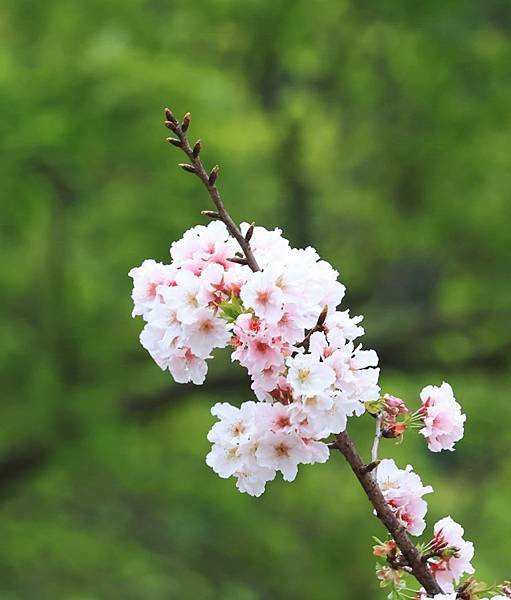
[{"xmin": 286, "ymin": 354, "xmax": 336, "ymax": 397}]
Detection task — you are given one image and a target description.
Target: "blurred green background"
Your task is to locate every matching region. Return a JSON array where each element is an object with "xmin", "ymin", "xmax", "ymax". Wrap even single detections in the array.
[{"xmin": 1, "ymin": 1, "xmax": 510, "ymax": 598}]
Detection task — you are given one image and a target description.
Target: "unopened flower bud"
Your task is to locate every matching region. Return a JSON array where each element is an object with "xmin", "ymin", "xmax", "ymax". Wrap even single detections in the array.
[
  {"xmin": 164, "ymin": 107, "xmax": 178, "ymax": 124},
  {"xmin": 373, "ymin": 539, "xmax": 397, "ymax": 557},
  {"xmin": 375, "ymin": 565, "xmax": 402, "ymax": 586},
  {"xmin": 383, "ymin": 394, "xmax": 409, "ymax": 415},
  {"xmin": 381, "ymin": 394, "xmax": 409, "ymax": 438}
]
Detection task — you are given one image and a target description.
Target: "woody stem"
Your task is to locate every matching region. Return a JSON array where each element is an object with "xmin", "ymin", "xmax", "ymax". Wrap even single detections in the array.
[
  {"xmin": 333, "ymin": 431, "xmax": 443, "ymax": 596},
  {"xmin": 164, "ymin": 109, "xmax": 260, "ymax": 273}
]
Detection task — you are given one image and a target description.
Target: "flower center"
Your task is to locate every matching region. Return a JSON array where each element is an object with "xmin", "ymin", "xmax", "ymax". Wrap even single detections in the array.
[
  {"xmin": 275, "ymin": 443, "xmax": 290, "ymax": 457},
  {"xmin": 186, "ymin": 292, "xmax": 199, "ymax": 307},
  {"xmin": 199, "ymin": 319, "xmax": 214, "ymax": 334},
  {"xmin": 256, "ymin": 290, "xmax": 270, "ymax": 305},
  {"xmin": 231, "ymin": 422, "xmax": 246, "ymax": 436},
  {"xmin": 297, "ymin": 368, "xmax": 311, "ymax": 384}
]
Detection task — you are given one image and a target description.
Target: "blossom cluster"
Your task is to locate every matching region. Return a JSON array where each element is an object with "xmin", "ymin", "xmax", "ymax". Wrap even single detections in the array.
[
  {"xmin": 129, "ymin": 222, "xmax": 249, "ymax": 384},
  {"xmin": 205, "ymin": 401, "xmax": 329, "ymax": 497},
  {"xmin": 377, "ymin": 514, "xmax": 475, "ymax": 594},
  {"xmin": 130, "ymin": 221, "xmax": 379, "ymax": 495}
]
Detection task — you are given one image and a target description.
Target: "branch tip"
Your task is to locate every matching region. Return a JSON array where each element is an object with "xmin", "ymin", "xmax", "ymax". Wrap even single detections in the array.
[
  {"xmin": 245, "ymin": 223, "xmax": 255, "ymax": 242},
  {"xmin": 161, "ymin": 106, "xmax": 260, "ymax": 272}
]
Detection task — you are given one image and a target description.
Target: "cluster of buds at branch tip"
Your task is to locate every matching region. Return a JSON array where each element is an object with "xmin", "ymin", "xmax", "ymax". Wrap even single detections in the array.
[
  {"xmin": 365, "ymin": 394, "xmax": 410, "ymax": 439},
  {"xmin": 373, "ymin": 538, "xmax": 410, "ymax": 573},
  {"xmin": 161, "ymin": 106, "xmax": 260, "ymax": 272}
]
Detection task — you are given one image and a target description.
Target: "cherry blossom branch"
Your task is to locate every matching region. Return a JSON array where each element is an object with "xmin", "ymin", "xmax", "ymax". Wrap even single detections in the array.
[
  {"xmin": 141, "ymin": 108, "xmax": 477, "ymax": 598},
  {"xmin": 333, "ymin": 431, "xmax": 443, "ymax": 596},
  {"xmin": 163, "ymin": 108, "xmax": 260, "ymax": 273}
]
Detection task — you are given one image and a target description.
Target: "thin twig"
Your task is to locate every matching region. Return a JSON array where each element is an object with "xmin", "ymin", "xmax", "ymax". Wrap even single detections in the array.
[
  {"xmin": 333, "ymin": 431, "xmax": 443, "ymax": 596},
  {"xmin": 371, "ymin": 413, "xmax": 383, "ymax": 466},
  {"xmin": 164, "ymin": 108, "xmax": 260, "ymax": 272}
]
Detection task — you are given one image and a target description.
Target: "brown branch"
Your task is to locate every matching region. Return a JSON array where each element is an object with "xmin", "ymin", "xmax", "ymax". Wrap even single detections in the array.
[
  {"xmin": 163, "ymin": 108, "xmax": 260, "ymax": 273},
  {"xmin": 333, "ymin": 431, "xmax": 443, "ymax": 596}
]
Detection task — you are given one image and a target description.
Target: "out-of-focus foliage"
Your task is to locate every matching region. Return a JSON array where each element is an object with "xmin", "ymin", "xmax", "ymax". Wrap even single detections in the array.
[{"xmin": 0, "ymin": 0, "xmax": 509, "ymax": 598}]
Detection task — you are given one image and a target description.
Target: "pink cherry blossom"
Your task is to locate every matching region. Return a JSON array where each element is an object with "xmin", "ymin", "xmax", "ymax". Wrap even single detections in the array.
[
  {"xmin": 170, "ymin": 220, "xmax": 238, "ymax": 272},
  {"xmin": 128, "ymin": 259, "xmax": 177, "ymax": 317},
  {"xmin": 185, "ymin": 307, "xmax": 231, "ymax": 358},
  {"xmin": 239, "ymin": 270, "xmax": 284, "ymax": 323},
  {"xmin": 255, "ymin": 431, "xmax": 312, "ymax": 482},
  {"xmin": 419, "ymin": 382, "xmax": 465, "ymax": 452},
  {"xmin": 168, "ymin": 348, "xmax": 208, "ymax": 384},
  {"xmin": 377, "ymin": 459, "xmax": 433, "ymax": 536},
  {"xmin": 429, "ymin": 516, "xmax": 474, "ymax": 592}
]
